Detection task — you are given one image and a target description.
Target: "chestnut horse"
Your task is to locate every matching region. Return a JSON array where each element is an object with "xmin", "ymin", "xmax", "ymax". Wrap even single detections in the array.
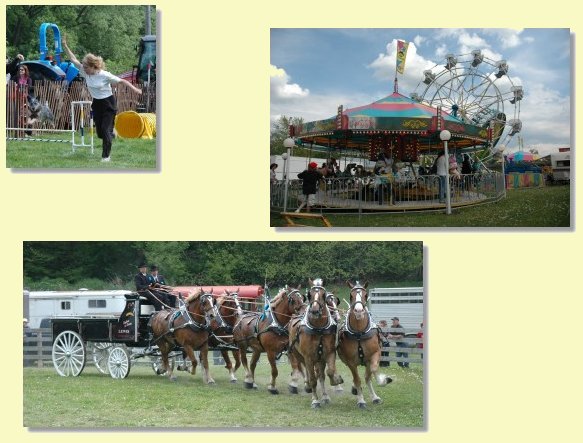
[
  {"xmin": 208, "ymin": 291, "xmax": 242, "ymax": 382},
  {"xmin": 288, "ymin": 278, "xmax": 344, "ymax": 408},
  {"xmin": 150, "ymin": 288, "xmax": 217, "ymax": 383},
  {"xmin": 337, "ymin": 281, "xmax": 392, "ymax": 408},
  {"xmin": 232, "ymin": 285, "xmax": 304, "ymax": 394}
]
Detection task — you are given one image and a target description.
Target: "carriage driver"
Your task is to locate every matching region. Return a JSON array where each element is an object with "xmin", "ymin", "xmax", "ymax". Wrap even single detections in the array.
[
  {"xmin": 134, "ymin": 263, "xmax": 170, "ymax": 311},
  {"xmin": 148, "ymin": 265, "xmax": 177, "ymax": 307}
]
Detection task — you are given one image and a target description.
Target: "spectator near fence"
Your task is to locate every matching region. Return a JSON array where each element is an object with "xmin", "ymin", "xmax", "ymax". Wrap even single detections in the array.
[
  {"xmin": 417, "ymin": 321, "xmax": 424, "ymax": 359},
  {"xmin": 378, "ymin": 319, "xmax": 391, "ymax": 367},
  {"xmin": 390, "ymin": 317, "xmax": 409, "ymax": 368}
]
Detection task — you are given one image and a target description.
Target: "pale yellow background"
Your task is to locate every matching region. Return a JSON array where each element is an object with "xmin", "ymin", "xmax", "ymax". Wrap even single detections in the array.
[{"xmin": 2, "ymin": 0, "xmax": 581, "ymax": 440}]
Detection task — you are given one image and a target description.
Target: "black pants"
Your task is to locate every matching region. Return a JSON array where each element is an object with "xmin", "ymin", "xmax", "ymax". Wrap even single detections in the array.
[{"xmin": 91, "ymin": 95, "xmax": 117, "ymax": 158}]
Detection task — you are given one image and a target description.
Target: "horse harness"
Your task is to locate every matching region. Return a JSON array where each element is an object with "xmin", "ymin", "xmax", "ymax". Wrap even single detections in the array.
[
  {"xmin": 151, "ymin": 295, "xmax": 212, "ymax": 346},
  {"xmin": 339, "ymin": 283, "xmax": 378, "ymax": 366}
]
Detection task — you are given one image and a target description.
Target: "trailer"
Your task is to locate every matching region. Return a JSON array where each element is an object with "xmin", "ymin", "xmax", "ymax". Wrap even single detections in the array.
[
  {"xmin": 550, "ymin": 150, "xmax": 570, "ymax": 183},
  {"xmin": 367, "ymin": 287, "xmax": 424, "ymax": 328}
]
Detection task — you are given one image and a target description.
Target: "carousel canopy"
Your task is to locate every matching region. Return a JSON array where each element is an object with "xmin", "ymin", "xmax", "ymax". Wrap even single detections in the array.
[
  {"xmin": 295, "ymin": 92, "xmax": 492, "ymax": 153},
  {"xmin": 507, "ymin": 151, "xmax": 539, "ymax": 162}
]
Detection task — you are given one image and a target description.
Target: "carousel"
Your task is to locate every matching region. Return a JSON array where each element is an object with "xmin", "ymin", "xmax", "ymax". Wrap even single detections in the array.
[{"xmin": 271, "ymin": 49, "xmax": 524, "ymax": 214}]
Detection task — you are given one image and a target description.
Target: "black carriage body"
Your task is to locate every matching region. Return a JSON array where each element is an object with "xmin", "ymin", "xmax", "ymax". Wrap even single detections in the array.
[{"xmin": 50, "ymin": 293, "xmax": 152, "ymax": 347}]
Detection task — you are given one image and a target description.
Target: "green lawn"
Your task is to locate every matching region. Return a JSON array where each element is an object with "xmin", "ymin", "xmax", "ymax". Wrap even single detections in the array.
[
  {"xmin": 6, "ymin": 136, "xmax": 156, "ymax": 169},
  {"xmin": 23, "ymin": 360, "xmax": 423, "ymax": 428},
  {"xmin": 271, "ymin": 185, "xmax": 571, "ymax": 227}
]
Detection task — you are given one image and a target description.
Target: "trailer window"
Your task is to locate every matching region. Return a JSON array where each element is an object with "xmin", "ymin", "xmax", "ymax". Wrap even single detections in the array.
[
  {"xmin": 88, "ymin": 300, "xmax": 107, "ymax": 308},
  {"xmin": 61, "ymin": 301, "xmax": 71, "ymax": 310},
  {"xmin": 556, "ymin": 160, "xmax": 570, "ymax": 167}
]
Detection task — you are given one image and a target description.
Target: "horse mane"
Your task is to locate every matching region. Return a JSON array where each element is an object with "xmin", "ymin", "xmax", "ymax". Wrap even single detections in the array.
[
  {"xmin": 184, "ymin": 287, "xmax": 203, "ymax": 305},
  {"xmin": 269, "ymin": 288, "xmax": 287, "ymax": 309}
]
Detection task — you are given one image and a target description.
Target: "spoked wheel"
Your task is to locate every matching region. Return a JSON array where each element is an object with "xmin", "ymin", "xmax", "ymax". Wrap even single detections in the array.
[
  {"xmin": 151, "ymin": 356, "xmax": 175, "ymax": 376},
  {"xmin": 108, "ymin": 346, "xmax": 131, "ymax": 379},
  {"xmin": 90, "ymin": 342, "xmax": 114, "ymax": 375},
  {"xmin": 52, "ymin": 330, "xmax": 86, "ymax": 377}
]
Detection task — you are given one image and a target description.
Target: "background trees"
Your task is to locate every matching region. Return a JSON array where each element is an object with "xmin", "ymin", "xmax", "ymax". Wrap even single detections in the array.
[
  {"xmin": 23, "ymin": 241, "xmax": 423, "ymax": 290},
  {"xmin": 6, "ymin": 5, "xmax": 156, "ymax": 74}
]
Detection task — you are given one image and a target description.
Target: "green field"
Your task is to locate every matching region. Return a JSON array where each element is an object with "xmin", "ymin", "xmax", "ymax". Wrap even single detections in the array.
[
  {"xmin": 271, "ymin": 185, "xmax": 571, "ymax": 227},
  {"xmin": 6, "ymin": 137, "xmax": 156, "ymax": 169},
  {"xmin": 23, "ymin": 360, "xmax": 423, "ymax": 428}
]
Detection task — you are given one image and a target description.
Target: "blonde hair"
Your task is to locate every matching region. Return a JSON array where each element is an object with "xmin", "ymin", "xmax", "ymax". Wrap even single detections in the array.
[{"xmin": 81, "ymin": 53, "xmax": 104, "ymax": 71}]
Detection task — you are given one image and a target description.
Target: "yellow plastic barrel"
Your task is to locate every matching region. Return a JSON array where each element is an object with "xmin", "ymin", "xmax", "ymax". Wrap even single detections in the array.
[{"xmin": 114, "ymin": 111, "xmax": 157, "ymax": 139}]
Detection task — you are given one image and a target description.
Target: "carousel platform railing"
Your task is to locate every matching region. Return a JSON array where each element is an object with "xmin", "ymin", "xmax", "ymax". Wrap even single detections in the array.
[{"xmin": 270, "ymin": 172, "xmax": 505, "ymax": 213}]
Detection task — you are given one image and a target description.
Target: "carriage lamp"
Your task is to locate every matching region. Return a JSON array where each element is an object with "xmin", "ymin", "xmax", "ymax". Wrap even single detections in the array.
[{"xmin": 439, "ymin": 130, "xmax": 452, "ymax": 215}]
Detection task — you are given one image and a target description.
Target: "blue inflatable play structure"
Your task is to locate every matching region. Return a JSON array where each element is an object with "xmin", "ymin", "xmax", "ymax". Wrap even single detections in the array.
[{"xmin": 20, "ymin": 23, "xmax": 79, "ymax": 84}]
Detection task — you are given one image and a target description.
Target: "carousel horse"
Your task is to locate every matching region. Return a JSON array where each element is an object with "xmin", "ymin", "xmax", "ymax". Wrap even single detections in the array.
[
  {"xmin": 232, "ymin": 285, "xmax": 305, "ymax": 394},
  {"xmin": 288, "ymin": 278, "xmax": 344, "ymax": 408},
  {"xmin": 208, "ymin": 290, "xmax": 242, "ymax": 382},
  {"xmin": 150, "ymin": 288, "xmax": 218, "ymax": 383},
  {"xmin": 337, "ymin": 280, "xmax": 392, "ymax": 408}
]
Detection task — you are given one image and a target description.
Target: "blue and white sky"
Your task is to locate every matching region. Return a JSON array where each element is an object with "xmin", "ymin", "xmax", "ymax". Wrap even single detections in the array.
[{"xmin": 271, "ymin": 28, "xmax": 571, "ymax": 156}]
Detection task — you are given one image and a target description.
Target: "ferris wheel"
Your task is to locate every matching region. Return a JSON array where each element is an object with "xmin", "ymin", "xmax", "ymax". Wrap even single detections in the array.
[{"xmin": 412, "ymin": 50, "xmax": 523, "ymax": 154}]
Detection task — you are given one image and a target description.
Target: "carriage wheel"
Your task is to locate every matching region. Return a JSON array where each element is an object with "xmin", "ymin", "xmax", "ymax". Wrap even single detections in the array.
[
  {"xmin": 90, "ymin": 342, "xmax": 114, "ymax": 375},
  {"xmin": 151, "ymin": 356, "xmax": 175, "ymax": 375},
  {"xmin": 108, "ymin": 346, "xmax": 131, "ymax": 379},
  {"xmin": 52, "ymin": 330, "xmax": 86, "ymax": 377}
]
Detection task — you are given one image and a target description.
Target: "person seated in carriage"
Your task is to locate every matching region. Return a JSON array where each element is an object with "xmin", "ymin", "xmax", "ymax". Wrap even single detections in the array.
[{"xmin": 134, "ymin": 263, "xmax": 174, "ymax": 310}]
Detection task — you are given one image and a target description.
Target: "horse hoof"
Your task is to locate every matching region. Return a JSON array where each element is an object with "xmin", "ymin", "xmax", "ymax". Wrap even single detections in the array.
[
  {"xmin": 311, "ymin": 402, "xmax": 321, "ymax": 409},
  {"xmin": 230, "ymin": 379, "xmax": 237, "ymax": 384},
  {"xmin": 386, "ymin": 376, "xmax": 393, "ymax": 384},
  {"xmin": 244, "ymin": 382, "xmax": 254, "ymax": 389},
  {"xmin": 321, "ymin": 398, "xmax": 330, "ymax": 405},
  {"xmin": 170, "ymin": 376, "xmax": 177, "ymax": 382},
  {"xmin": 208, "ymin": 380, "xmax": 216, "ymax": 385},
  {"xmin": 373, "ymin": 398, "xmax": 382, "ymax": 404},
  {"xmin": 305, "ymin": 387, "xmax": 313, "ymax": 394},
  {"xmin": 288, "ymin": 386, "xmax": 299, "ymax": 394},
  {"xmin": 351, "ymin": 387, "xmax": 357, "ymax": 395},
  {"xmin": 268, "ymin": 389, "xmax": 279, "ymax": 395},
  {"xmin": 358, "ymin": 402, "xmax": 367, "ymax": 409}
]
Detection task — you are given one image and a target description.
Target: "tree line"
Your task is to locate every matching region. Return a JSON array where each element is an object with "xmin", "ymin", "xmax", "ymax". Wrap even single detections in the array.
[
  {"xmin": 6, "ymin": 5, "xmax": 156, "ymax": 75},
  {"xmin": 23, "ymin": 241, "xmax": 423, "ymax": 290}
]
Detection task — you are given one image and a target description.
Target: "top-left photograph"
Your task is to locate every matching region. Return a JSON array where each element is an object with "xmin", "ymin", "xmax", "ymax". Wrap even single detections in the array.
[{"xmin": 5, "ymin": 4, "xmax": 157, "ymax": 169}]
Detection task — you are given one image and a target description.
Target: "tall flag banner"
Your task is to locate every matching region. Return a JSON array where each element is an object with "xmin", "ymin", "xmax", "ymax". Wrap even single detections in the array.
[{"xmin": 396, "ymin": 40, "xmax": 409, "ymax": 74}]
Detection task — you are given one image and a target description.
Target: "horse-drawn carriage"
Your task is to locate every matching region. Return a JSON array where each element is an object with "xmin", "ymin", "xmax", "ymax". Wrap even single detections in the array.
[
  {"xmin": 50, "ymin": 291, "xmax": 175, "ymax": 378},
  {"xmin": 50, "ymin": 286, "xmax": 265, "ymax": 380}
]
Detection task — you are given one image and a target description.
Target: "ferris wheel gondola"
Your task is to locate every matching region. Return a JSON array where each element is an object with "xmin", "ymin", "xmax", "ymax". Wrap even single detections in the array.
[{"xmin": 412, "ymin": 50, "xmax": 523, "ymax": 155}]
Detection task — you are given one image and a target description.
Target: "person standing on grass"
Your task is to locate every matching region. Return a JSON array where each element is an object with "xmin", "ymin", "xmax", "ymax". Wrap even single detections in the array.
[
  {"xmin": 296, "ymin": 162, "xmax": 323, "ymax": 213},
  {"xmin": 62, "ymin": 34, "xmax": 142, "ymax": 162},
  {"xmin": 436, "ymin": 151, "xmax": 448, "ymax": 203}
]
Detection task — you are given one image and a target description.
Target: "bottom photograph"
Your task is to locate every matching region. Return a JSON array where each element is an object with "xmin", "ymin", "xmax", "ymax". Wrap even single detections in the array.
[{"xmin": 23, "ymin": 241, "xmax": 424, "ymax": 429}]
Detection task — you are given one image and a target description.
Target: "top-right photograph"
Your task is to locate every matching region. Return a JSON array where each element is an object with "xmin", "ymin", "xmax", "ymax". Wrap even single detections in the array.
[{"xmin": 270, "ymin": 28, "xmax": 571, "ymax": 228}]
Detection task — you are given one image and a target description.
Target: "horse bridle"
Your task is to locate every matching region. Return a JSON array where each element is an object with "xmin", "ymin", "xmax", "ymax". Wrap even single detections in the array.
[
  {"xmin": 285, "ymin": 287, "xmax": 306, "ymax": 312},
  {"xmin": 349, "ymin": 284, "xmax": 368, "ymax": 311},
  {"xmin": 308, "ymin": 285, "xmax": 328, "ymax": 318}
]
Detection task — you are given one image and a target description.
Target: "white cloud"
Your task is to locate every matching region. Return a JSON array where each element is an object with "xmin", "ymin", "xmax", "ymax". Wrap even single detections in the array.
[
  {"xmin": 435, "ymin": 44, "xmax": 448, "ymax": 59},
  {"xmin": 270, "ymin": 65, "xmax": 309, "ymax": 99},
  {"xmin": 413, "ymin": 35, "xmax": 426, "ymax": 47},
  {"xmin": 482, "ymin": 29, "xmax": 526, "ymax": 49},
  {"xmin": 368, "ymin": 40, "xmax": 436, "ymax": 96}
]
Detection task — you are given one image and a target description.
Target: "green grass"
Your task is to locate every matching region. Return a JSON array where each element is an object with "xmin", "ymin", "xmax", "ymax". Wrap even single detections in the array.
[
  {"xmin": 272, "ymin": 186, "xmax": 571, "ymax": 227},
  {"xmin": 6, "ymin": 136, "xmax": 156, "ymax": 169},
  {"xmin": 23, "ymin": 360, "xmax": 423, "ymax": 428}
]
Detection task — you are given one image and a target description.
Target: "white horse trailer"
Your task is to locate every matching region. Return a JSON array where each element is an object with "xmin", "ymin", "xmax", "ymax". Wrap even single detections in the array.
[
  {"xmin": 24, "ymin": 289, "xmax": 134, "ymax": 328},
  {"xmin": 368, "ymin": 287, "xmax": 424, "ymax": 328},
  {"xmin": 550, "ymin": 151, "xmax": 570, "ymax": 182}
]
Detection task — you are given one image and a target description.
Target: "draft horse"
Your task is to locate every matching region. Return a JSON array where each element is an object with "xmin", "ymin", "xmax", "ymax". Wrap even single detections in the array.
[
  {"xmin": 208, "ymin": 290, "xmax": 242, "ymax": 382},
  {"xmin": 288, "ymin": 278, "xmax": 344, "ymax": 408},
  {"xmin": 232, "ymin": 285, "xmax": 305, "ymax": 394},
  {"xmin": 150, "ymin": 288, "xmax": 218, "ymax": 383},
  {"xmin": 337, "ymin": 280, "xmax": 392, "ymax": 408}
]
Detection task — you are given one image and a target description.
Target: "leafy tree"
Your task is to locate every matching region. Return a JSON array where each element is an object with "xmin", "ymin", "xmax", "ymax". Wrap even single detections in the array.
[
  {"xmin": 270, "ymin": 115, "xmax": 304, "ymax": 155},
  {"xmin": 6, "ymin": 5, "xmax": 156, "ymax": 74}
]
